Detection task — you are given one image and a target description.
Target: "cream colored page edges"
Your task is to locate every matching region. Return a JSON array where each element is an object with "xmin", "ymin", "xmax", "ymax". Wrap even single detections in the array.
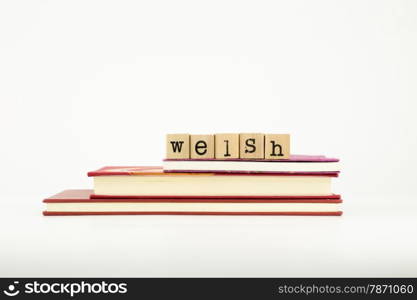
[{"xmin": 47, "ymin": 202, "xmax": 340, "ymax": 212}]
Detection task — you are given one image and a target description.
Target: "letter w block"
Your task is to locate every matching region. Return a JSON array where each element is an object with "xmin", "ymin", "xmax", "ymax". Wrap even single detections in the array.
[{"xmin": 166, "ymin": 134, "xmax": 190, "ymax": 159}]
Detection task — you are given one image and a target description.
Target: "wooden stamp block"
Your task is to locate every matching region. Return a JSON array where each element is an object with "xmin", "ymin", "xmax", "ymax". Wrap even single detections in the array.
[
  {"xmin": 166, "ymin": 134, "xmax": 190, "ymax": 159},
  {"xmin": 215, "ymin": 133, "xmax": 240, "ymax": 159},
  {"xmin": 265, "ymin": 134, "xmax": 290, "ymax": 159},
  {"xmin": 190, "ymin": 135, "xmax": 215, "ymax": 159},
  {"xmin": 239, "ymin": 133, "xmax": 265, "ymax": 159}
]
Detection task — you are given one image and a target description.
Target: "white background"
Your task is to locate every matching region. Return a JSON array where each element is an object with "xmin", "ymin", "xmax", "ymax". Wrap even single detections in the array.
[{"xmin": 0, "ymin": 0, "xmax": 416, "ymax": 277}]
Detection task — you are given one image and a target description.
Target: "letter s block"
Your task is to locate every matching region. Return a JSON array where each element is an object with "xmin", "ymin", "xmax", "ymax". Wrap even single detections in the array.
[
  {"xmin": 190, "ymin": 135, "xmax": 214, "ymax": 159},
  {"xmin": 265, "ymin": 134, "xmax": 290, "ymax": 159},
  {"xmin": 166, "ymin": 134, "xmax": 190, "ymax": 159},
  {"xmin": 239, "ymin": 133, "xmax": 265, "ymax": 159}
]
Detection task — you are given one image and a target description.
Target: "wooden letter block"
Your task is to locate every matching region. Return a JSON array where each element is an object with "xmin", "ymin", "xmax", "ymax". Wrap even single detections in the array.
[
  {"xmin": 190, "ymin": 135, "xmax": 215, "ymax": 159},
  {"xmin": 166, "ymin": 134, "xmax": 190, "ymax": 159},
  {"xmin": 239, "ymin": 133, "xmax": 265, "ymax": 159},
  {"xmin": 215, "ymin": 133, "xmax": 240, "ymax": 159},
  {"xmin": 265, "ymin": 134, "xmax": 290, "ymax": 159}
]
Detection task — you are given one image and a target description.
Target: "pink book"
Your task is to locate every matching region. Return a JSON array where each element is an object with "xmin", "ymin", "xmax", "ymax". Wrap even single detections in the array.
[{"xmin": 163, "ymin": 155, "xmax": 340, "ymax": 174}]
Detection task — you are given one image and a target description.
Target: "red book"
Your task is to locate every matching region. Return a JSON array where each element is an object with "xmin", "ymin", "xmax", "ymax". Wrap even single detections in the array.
[
  {"xmin": 43, "ymin": 190, "xmax": 343, "ymax": 216},
  {"xmin": 88, "ymin": 166, "xmax": 338, "ymax": 198}
]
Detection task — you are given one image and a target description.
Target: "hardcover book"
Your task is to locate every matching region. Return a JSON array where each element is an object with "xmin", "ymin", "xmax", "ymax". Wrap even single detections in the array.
[
  {"xmin": 43, "ymin": 190, "xmax": 343, "ymax": 216},
  {"xmin": 88, "ymin": 166, "xmax": 338, "ymax": 197}
]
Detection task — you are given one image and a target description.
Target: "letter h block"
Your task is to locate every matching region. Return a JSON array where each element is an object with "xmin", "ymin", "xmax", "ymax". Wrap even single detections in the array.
[{"xmin": 265, "ymin": 134, "xmax": 290, "ymax": 159}]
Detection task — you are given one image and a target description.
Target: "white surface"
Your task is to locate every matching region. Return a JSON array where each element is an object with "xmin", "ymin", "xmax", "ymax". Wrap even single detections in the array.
[
  {"xmin": 1, "ymin": 0, "xmax": 417, "ymax": 277},
  {"xmin": 1, "ymin": 197, "xmax": 417, "ymax": 277}
]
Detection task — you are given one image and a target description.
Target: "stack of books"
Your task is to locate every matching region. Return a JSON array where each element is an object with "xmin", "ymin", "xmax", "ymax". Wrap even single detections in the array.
[{"xmin": 43, "ymin": 134, "xmax": 342, "ymax": 216}]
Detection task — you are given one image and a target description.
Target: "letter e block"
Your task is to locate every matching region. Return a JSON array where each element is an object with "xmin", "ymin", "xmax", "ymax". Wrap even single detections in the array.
[
  {"xmin": 190, "ymin": 135, "xmax": 215, "ymax": 159},
  {"xmin": 215, "ymin": 133, "xmax": 240, "ymax": 159},
  {"xmin": 239, "ymin": 133, "xmax": 265, "ymax": 159},
  {"xmin": 265, "ymin": 134, "xmax": 290, "ymax": 159},
  {"xmin": 166, "ymin": 134, "xmax": 190, "ymax": 159}
]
